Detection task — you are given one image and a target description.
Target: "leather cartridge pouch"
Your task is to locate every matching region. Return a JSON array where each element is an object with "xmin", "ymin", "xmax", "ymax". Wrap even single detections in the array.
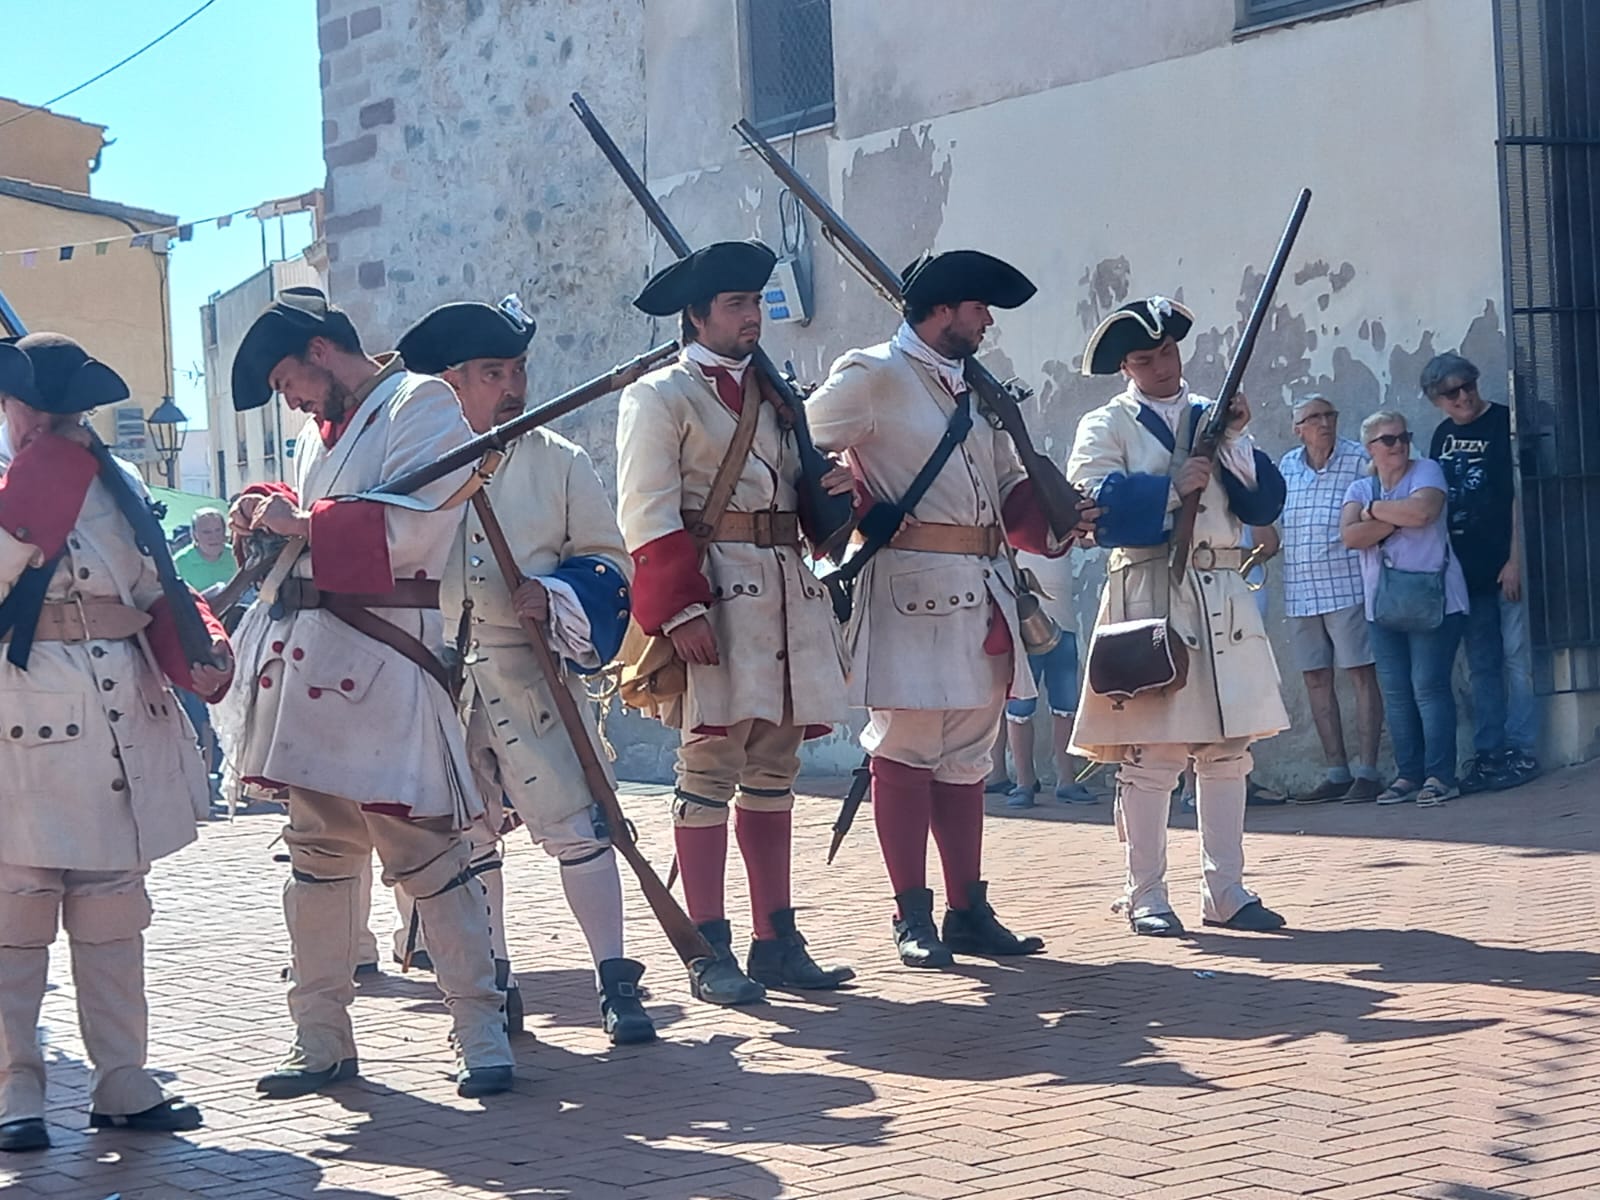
[{"xmin": 618, "ymin": 369, "xmax": 762, "ymax": 718}]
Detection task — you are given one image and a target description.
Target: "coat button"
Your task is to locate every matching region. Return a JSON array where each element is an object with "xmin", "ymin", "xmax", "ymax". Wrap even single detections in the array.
[
  {"xmin": 91, "ymin": 646, "xmax": 105, "ymax": 657},
  {"xmin": 966, "ymin": 592, "xmax": 975, "ymax": 601},
  {"xmin": 8, "ymin": 726, "xmax": 21, "ymax": 738},
  {"xmin": 905, "ymin": 604, "xmax": 916, "ymax": 612},
  {"xmin": 617, "ymin": 587, "xmax": 627, "ymax": 597},
  {"xmin": 112, "ymin": 779, "xmax": 127, "ymax": 792},
  {"xmin": 108, "ymin": 710, "xmax": 121, "ymax": 722},
  {"xmin": 776, "ymin": 649, "xmax": 787, "ymax": 660},
  {"xmin": 1233, "ymin": 630, "xmax": 1243, "ymax": 641},
  {"xmin": 292, "ymin": 648, "xmax": 305, "ymax": 661},
  {"xmin": 470, "ymin": 556, "xmax": 484, "ymax": 567},
  {"xmin": 925, "ymin": 600, "xmax": 936, "ymax": 610},
  {"xmin": 308, "ymin": 687, "xmax": 323, "ymax": 699},
  {"xmin": 38, "ymin": 726, "xmax": 52, "ymax": 738},
  {"xmin": 340, "ymin": 678, "xmax": 355, "ymax": 691},
  {"xmin": 272, "ymin": 641, "xmax": 285, "ymax": 653},
  {"xmin": 70, "ymin": 539, "xmax": 80, "ymax": 550},
  {"xmin": 733, "ymin": 584, "xmax": 744, "ymax": 595},
  {"xmin": 78, "ymin": 567, "xmax": 91, "ymax": 579},
  {"xmin": 260, "ymin": 675, "xmax": 273, "ymax": 689},
  {"xmin": 949, "ymin": 595, "xmax": 960, "ymax": 604},
  {"xmin": 1203, "ymin": 574, "xmax": 1214, "ymax": 585},
  {"xmin": 594, "ymin": 563, "xmax": 606, "ymax": 574},
  {"xmin": 471, "ymin": 532, "xmax": 485, "ymax": 543},
  {"xmin": 65, "ymin": 724, "xmax": 78, "ymax": 737},
  {"xmin": 749, "ymin": 584, "xmax": 759, "ymax": 595},
  {"xmin": 101, "ymin": 679, "xmax": 115, "ymax": 691}
]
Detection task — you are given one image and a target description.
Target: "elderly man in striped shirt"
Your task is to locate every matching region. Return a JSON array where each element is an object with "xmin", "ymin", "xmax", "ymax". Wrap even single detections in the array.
[{"xmin": 1278, "ymin": 394, "xmax": 1386, "ymax": 802}]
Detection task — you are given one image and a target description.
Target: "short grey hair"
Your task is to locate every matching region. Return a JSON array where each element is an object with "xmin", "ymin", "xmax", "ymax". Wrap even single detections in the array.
[
  {"xmin": 1292, "ymin": 392, "xmax": 1334, "ymax": 421},
  {"xmin": 1420, "ymin": 352, "xmax": 1479, "ymax": 397},
  {"xmin": 1359, "ymin": 410, "xmax": 1408, "ymax": 443}
]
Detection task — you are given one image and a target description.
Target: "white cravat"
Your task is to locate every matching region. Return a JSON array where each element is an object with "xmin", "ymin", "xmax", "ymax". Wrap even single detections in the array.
[
  {"xmin": 683, "ymin": 340, "xmax": 752, "ymax": 386},
  {"xmin": 892, "ymin": 321, "xmax": 969, "ymax": 397},
  {"xmin": 1127, "ymin": 380, "xmax": 1258, "ymax": 488}
]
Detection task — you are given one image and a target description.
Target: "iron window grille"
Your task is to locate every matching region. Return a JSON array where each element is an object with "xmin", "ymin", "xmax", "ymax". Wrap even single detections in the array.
[
  {"xmin": 745, "ymin": 0, "xmax": 835, "ymax": 137},
  {"xmin": 1236, "ymin": 0, "xmax": 1380, "ymax": 30}
]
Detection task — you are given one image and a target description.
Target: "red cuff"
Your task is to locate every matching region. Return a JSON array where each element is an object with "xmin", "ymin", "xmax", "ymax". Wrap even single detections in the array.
[
  {"xmin": 631, "ymin": 529, "xmax": 714, "ymax": 635},
  {"xmin": 147, "ymin": 591, "xmax": 234, "ymax": 702},
  {"xmin": 1001, "ymin": 480, "xmax": 1059, "ymax": 556},
  {"xmin": 0, "ymin": 433, "xmax": 99, "ymax": 559},
  {"xmin": 235, "ymin": 482, "xmax": 299, "ymax": 566},
  {"xmin": 309, "ymin": 498, "xmax": 393, "ymax": 593}
]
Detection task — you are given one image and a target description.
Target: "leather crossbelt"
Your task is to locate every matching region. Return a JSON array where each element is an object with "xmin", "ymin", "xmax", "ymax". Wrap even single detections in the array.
[
  {"xmin": 276, "ymin": 578, "xmax": 441, "ymax": 611},
  {"xmin": 1189, "ymin": 546, "xmax": 1248, "ymax": 571},
  {"xmin": 276, "ymin": 577, "xmax": 450, "ymax": 693},
  {"xmin": 877, "ymin": 523, "xmax": 1003, "ymax": 558},
  {"xmin": 0, "ymin": 599, "xmax": 150, "ymax": 644},
  {"xmin": 681, "ymin": 509, "xmax": 801, "ymax": 548}
]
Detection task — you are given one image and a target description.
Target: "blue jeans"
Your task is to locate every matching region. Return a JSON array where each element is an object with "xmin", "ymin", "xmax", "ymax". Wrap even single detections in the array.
[
  {"xmin": 1462, "ymin": 591, "xmax": 1540, "ymax": 757},
  {"xmin": 1368, "ymin": 614, "xmax": 1464, "ymax": 786}
]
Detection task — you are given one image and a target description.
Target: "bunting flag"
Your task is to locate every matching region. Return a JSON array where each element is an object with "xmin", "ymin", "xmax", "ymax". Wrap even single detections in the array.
[{"xmin": 0, "ymin": 190, "xmax": 321, "ymax": 266}]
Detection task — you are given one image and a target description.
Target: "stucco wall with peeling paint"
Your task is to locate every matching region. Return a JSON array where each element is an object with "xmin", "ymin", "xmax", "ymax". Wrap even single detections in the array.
[{"xmin": 318, "ymin": 0, "xmax": 1518, "ymax": 787}]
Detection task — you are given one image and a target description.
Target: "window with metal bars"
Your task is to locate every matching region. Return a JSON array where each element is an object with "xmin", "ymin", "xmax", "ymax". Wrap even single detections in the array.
[
  {"xmin": 1496, "ymin": 0, "xmax": 1600, "ymax": 694},
  {"xmin": 1236, "ymin": 0, "xmax": 1378, "ymax": 30},
  {"xmin": 745, "ymin": 0, "xmax": 835, "ymax": 137}
]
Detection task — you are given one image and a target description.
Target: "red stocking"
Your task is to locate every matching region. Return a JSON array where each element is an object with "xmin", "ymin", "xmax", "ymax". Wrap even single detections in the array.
[
  {"xmin": 929, "ymin": 778, "xmax": 984, "ymax": 909},
  {"xmin": 674, "ymin": 824, "xmax": 728, "ymax": 924},
  {"xmin": 734, "ymin": 806, "xmax": 792, "ymax": 940},
  {"xmin": 870, "ymin": 757, "xmax": 934, "ymax": 907}
]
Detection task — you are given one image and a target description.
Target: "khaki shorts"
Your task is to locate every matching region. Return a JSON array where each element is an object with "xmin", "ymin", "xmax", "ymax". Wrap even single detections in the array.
[{"xmin": 1289, "ymin": 603, "xmax": 1375, "ymax": 672}]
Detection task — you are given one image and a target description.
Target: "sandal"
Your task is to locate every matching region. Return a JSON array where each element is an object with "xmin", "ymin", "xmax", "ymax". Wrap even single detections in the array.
[{"xmin": 1375, "ymin": 778, "xmax": 1420, "ymax": 805}]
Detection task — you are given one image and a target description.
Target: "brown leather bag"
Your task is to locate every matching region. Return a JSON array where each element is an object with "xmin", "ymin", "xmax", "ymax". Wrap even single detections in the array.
[
  {"xmin": 617, "ymin": 370, "xmax": 762, "ymax": 718},
  {"xmin": 1087, "ymin": 616, "xmax": 1189, "ymax": 702}
]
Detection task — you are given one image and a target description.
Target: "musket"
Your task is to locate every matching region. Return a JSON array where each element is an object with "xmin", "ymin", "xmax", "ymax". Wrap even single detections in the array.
[
  {"xmin": 571, "ymin": 92, "xmax": 854, "ymax": 563},
  {"xmin": 732, "ymin": 118, "xmax": 1087, "ymax": 545},
  {"xmin": 469, "ymin": 488, "xmax": 713, "ymax": 966},
  {"xmin": 374, "ymin": 341, "xmax": 678, "ymax": 499},
  {"xmin": 826, "ymin": 755, "xmax": 873, "ymax": 864},
  {"xmin": 1169, "ymin": 188, "xmax": 1312, "ymax": 586}
]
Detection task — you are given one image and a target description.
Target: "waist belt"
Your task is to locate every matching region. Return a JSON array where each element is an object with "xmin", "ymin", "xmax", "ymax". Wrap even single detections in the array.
[
  {"xmin": 276, "ymin": 577, "xmax": 449, "ymax": 693},
  {"xmin": 878, "ymin": 523, "xmax": 1003, "ymax": 558},
  {"xmin": 0, "ymin": 599, "xmax": 151, "ymax": 644},
  {"xmin": 681, "ymin": 509, "xmax": 802, "ymax": 548},
  {"xmin": 1188, "ymin": 545, "xmax": 1248, "ymax": 571},
  {"xmin": 276, "ymin": 578, "xmax": 442, "ymax": 611}
]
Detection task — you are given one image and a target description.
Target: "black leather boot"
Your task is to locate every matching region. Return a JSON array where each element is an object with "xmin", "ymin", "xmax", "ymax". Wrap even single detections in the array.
[
  {"xmin": 598, "ymin": 958, "xmax": 658, "ymax": 1044},
  {"xmin": 256, "ymin": 1056, "xmax": 359, "ymax": 1099},
  {"xmin": 89, "ymin": 1097, "xmax": 203, "ymax": 1132},
  {"xmin": 746, "ymin": 908, "xmax": 856, "ymax": 990},
  {"xmin": 0, "ymin": 1118, "xmax": 50, "ymax": 1152},
  {"xmin": 687, "ymin": 919, "xmax": 766, "ymax": 1005},
  {"xmin": 940, "ymin": 881, "xmax": 1045, "ymax": 956},
  {"xmin": 496, "ymin": 958, "xmax": 525, "ymax": 1038},
  {"xmin": 893, "ymin": 887, "xmax": 954, "ymax": 968}
]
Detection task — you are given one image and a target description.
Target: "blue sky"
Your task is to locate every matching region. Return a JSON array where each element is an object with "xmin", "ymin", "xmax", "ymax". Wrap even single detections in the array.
[{"xmin": 2, "ymin": 0, "xmax": 324, "ymax": 430}]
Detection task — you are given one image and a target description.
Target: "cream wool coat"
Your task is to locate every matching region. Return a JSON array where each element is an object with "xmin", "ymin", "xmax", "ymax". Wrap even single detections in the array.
[
  {"xmin": 0, "ymin": 439, "xmax": 208, "ymax": 871},
  {"xmin": 806, "ymin": 342, "xmax": 1036, "ymax": 711},
  {"xmin": 443, "ymin": 428, "xmax": 628, "ymax": 826},
  {"xmin": 1066, "ymin": 391, "xmax": 1289, "ymax": 760},
  {"xmin": 213, "ymin": 369, "xmax": 480, "ymax": 820},
  {"xmin": 615, "ymin": 356, "xmax": 847, "ymax": 730}
]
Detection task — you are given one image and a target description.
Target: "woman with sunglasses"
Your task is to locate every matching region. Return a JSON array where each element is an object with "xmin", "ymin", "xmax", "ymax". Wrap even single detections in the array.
[{"xmin": 1340, "ymin": 411, "xmax": 1469, "ymax": 806}]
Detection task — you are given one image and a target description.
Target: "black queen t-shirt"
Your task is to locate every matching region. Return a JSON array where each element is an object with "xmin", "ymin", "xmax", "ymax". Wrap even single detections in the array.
[{"xmin": 1430, "ymin": 401, "xmax": 1514, "ymax": 595}]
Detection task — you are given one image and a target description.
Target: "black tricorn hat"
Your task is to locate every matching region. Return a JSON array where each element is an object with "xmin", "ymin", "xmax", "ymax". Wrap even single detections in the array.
[
  {"xmin": 231, "ymin": 287, "xmax": 362, "ymax": 411},
  {"xmin": 1081, "ymin": 296, "xmax": 1196, "ymax": 376},
  {"xmin": 632, "ymin": 240, "xmax": 777, "ymax": 317},
  {"xmin": 396, "ymin": 297, "xmax": 537, "ymax": 376},
  {"xmin": 901, "ymin": 250, "xmax": 1036, "ymax": 311},
  {"xmin": 0, "ymin": 332, "xmax": 128, "ymax": 415}
]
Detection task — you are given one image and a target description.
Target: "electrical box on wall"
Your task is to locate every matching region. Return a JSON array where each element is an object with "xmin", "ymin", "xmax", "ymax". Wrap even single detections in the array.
[{"xmin": 763, "ymin": 254, "xmax": 812, "ymax": 325}]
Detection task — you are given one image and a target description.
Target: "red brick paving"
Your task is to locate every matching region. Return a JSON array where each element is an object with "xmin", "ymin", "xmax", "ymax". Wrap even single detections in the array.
[{"xmin": 3, "ymin": 762, "xmax": 1597, "ymax": 1199}]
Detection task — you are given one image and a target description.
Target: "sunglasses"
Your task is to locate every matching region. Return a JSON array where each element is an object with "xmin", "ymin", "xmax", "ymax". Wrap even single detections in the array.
[
  {"xmin": 1433, "ymin": 381, "xmax": 1476, "ymax": 401},
  {"xmin": 1294, "ymin": 410, "xmax": 1338, "ymax": 425},
  {"xmin": 1367, "ymin": 431, "xmax": 1413, "ymax": 449}
]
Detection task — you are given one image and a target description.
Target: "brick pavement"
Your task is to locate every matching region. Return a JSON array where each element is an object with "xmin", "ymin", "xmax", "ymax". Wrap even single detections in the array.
[{"xmin": 3, "ymin": 762, "xmax": 1597, "ymax": 1200}]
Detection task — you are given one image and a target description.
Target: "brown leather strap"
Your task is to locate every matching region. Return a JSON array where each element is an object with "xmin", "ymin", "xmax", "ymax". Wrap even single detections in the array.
[
  {"xmin": 319, "ymin": 597, "xmax": 452, "ymax": 693},
  {"xmin": 0, "ymin": 600, "xmax": 151, "ymax": 644},
  {"xmin": 679, "ymin": 509, "xmax": 801, "ymax": 548},
  {"xmin": 277, "ymin": 578, "xmax": 441, "ymax": 611},
  {"xmin": 879, "ymin": 523, "xmax": 1003, "ymax": 557},
  {"xmin": 685, "ymin": 368, "xmax": 763, "ymax": 551}
]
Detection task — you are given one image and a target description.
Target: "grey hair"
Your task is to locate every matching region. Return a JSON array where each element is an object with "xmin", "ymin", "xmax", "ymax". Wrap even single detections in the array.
[
  {"xmin": 1359, "ymin": 410, "xmax": 1408, "ymax": 442},
  {"xmin": 1420, "ymin": 352, "xmax": 1479, "ymax": 397},
  {"xmin": 1292, "ymin": 392, "xmax": 1333, "ymax": 421}
]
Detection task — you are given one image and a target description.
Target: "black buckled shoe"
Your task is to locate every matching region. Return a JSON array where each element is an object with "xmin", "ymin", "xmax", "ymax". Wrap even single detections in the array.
[
  {"xmin": 1203, "ymin": 900, "xmax": 1287, "ymax": 932},
  {"xmin": 893, "ymin": 887, "xmax": 955, "ymax": 968},
  {"xmin": 0, "ymin": 1118, "xmax": 50, "ymax": 1152},
  {"xmin": 747, "ymin": 908, "xmax": 856, "ymax": 990},
  {"xmin": 687, "ymin": 920, "xmax": 767, "ymax": 1006},
  {"xmin": 598, "ymin": 958, "xmax": 658, "ymax": 1045},
  {"xmin": 456, "ymin": 1064, "xmax": 513, "ymax": 1098},
  {"xmin": 1130, "ymin": 911, "xmax": 1186, "ymax": 937},
  {"xmin": 940, "ymin": 881, "xmax": 1045, "ymax": 956},
  {"xmin": 495, "ymin": 959, "xmax": 525, "ymax": 1038},
  {"xmin": 255, "ymin": 1056, "xmax": 359, "ymax": 1099},
  {"xmin": 89, "ymin": 1097, "xmax": 203, "ymax": 1133}
]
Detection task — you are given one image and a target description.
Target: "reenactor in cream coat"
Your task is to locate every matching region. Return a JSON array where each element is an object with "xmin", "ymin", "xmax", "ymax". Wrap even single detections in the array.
[
  {"xmin": 393, "ymin": 299, "xmax": 654, "ymax": 1045},
  {"xmin": 616, "ymin": 241, "xmax": 855, "ymax": 1005},
  {"xmin": 807, "ymin": 250, "xmax": 1068, "ymax": 969},
  {"xmin": 1067, "ymin": 297, "xmax": 1290, "ymax": 936},
  {"xmin": 0, "ymin": 335, "xmax": 232, "ymax": 1153},
  {"xmin": 214, "ymin": 288, "xmax": 514, "ymax": 1099}
]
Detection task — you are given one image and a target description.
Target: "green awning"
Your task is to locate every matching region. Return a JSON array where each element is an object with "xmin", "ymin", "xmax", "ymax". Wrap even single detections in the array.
[{"xmin": 148, "ymin": 486, "xmax": 224, "ymax": 537}]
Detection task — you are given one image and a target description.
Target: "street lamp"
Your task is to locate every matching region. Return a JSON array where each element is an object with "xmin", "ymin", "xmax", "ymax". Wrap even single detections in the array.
[{"xmin": 146, "ymin": 396, "xmax": 188, "ymax": 489}]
